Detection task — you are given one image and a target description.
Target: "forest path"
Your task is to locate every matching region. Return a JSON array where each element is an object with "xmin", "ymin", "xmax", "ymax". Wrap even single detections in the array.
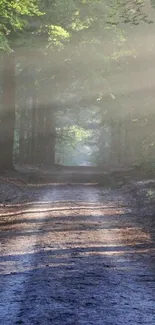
[{"xmin": 0, "ymin": 184, "xmax": 155, "ymax": 325}]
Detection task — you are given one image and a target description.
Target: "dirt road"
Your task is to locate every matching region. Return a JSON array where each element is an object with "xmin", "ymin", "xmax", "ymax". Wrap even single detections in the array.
[{"xmin": 0, "ymin": 184, "xmax": 155, "ymax": 325}]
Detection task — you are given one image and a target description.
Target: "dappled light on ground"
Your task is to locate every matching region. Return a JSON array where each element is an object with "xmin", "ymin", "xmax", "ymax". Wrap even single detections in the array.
[{"xmin": 1, "ymin": 185, "xmax": 155, "ymax": 325}]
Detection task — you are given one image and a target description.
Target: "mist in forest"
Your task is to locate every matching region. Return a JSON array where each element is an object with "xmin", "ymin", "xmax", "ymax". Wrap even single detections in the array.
[{"xmin": 1, "ymin": 0, "xmax": 155, "ymax": 171}]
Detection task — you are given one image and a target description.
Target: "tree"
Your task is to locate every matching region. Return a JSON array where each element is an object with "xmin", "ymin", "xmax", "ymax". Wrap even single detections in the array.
[
  {"xmin": 0, "ymin": 0, "xmax": 42, "ymax": 171},
  {"xmin": 0, "ymin": 0, "xmax": 42, "ymax": 51},
  {"xmin": 0, "ymin": 0, "xmax": 153, "ymax": 171}
]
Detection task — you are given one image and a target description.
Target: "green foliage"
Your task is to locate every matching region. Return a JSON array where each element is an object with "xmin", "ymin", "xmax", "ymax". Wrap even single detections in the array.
[
  {"xmin": 147, "ymin": 189, "xmax": 155, "ymax": 199},
  {"xmin": 0, "ymin": 0, "xmax": 43, "ymax": 51},
  {"xmin": 47, "ymin": 25, "xmax": 70, "ymax": 49},
  {"xmin": 0, "ymin": 0, "xmax": 152, "ymax": 51},
  {"xmin": 55, "ymin": 125, "xmax": 92, "ymax": 166}
]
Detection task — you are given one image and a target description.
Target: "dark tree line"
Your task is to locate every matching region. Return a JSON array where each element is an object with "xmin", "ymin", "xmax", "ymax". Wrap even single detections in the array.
[{"xmin": 0, "ymin": 0, "xmax": 155, "ymax": 172}]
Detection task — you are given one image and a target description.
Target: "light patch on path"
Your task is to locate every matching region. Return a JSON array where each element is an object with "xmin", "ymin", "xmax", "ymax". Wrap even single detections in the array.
[
  {"xmin": 0, "ymin": 185, "xmax": 155, "ymax": 325},
  {"xmin": 0, "ymin": 236, "xmax": 37, "ymax": 324},
  {"xmin": 0, "ymin": 187, "xmax": 61, "ymax": 325}
]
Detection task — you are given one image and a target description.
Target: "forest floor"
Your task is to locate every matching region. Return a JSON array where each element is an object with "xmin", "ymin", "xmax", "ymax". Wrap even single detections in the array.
[{"xmin": 1, "ymin": 167, "xmax": 155, "ymax": 324}]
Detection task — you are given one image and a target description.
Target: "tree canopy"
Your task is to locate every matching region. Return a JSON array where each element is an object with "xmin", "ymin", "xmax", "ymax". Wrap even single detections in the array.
[
  {"xmin": 0, "ymin": 0, "xmax": 152, "ymax": 52},
  {"xmin": 0, "ymin": 0, "xmax": 155, "ymax": 170},
  {"xmin": 0, "ymin": 0, "xmax": 42, "ymax": 51}
]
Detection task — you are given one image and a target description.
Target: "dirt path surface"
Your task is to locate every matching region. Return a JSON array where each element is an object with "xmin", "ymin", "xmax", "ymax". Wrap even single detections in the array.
[{"xmin": 0, "ymin": 184, "xmax": 155, "ymax": 325}]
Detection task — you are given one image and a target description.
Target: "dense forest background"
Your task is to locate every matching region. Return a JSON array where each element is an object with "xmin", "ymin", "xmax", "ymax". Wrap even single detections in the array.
[{"xmin": 1, "ymin": 0, "xmax": 155, "ymax": 172}]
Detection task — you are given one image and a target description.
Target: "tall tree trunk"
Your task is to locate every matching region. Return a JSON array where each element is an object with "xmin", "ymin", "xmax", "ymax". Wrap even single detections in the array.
[
  {"xmin": 36, "ymin": 103, "xmax": 46, "ymax": 164},
  {"xmin": 19, "ymin": 104, "xmax": 26, "ymax": 165},
  {"xmin": 0, "ymin": 53, "xmax": 16, "ymax": 171},
  {"xmin": 124, "ymin": 119, "xmax": 133, "ymax": 166},
  {"xmin": 31, "ymin": 96, "xmax": 38, "ymax": 165},
  {"xmin": 110, "ymin": 120, "xmax": 121, "ymax": 166},
  {"xmin": 44, "ymin": 105, "xmax": 56, "ymax": 166},
  {"xmin": 24, "ymin": 98, "xmax": 33, "ymax": 164}
]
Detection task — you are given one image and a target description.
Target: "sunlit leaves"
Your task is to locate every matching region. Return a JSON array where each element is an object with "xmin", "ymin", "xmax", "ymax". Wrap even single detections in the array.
[
  {"xmin": 0, "ymin": 33, "xmax": 11, "ymax": 51},
  {"xmin": 48, "ymin": 25, "xmax": 70, "ymax": 49},
  {"xmin": 0, "ymin": 0, "xmax": 153, "ymax": 51},
  {"xmin": 0, "ymin": 0, "xmax": 43, "ymax": 50}
]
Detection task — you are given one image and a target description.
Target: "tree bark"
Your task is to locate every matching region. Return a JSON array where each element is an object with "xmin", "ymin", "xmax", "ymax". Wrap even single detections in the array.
[
  {"xmin": 31, "ymin": 97, "xmax": 38, "ymax": 165},
  {"xmin": 110, "ymin": 120, "xmax": 121, "ymax": 166},
  {"xmin": 44, "ymin": 106, "xmax": 56, "ymax": 166},
  {"xmin": 0, "ymin": 53, "xmax": 16, "ymax": 171},
  {"xmin": 19, "ymin": 103, "xmax": 26, "ymax": 165},
  {"xmin": 36, "ymin": 104, "xmax": 46, "ymax": 164}
]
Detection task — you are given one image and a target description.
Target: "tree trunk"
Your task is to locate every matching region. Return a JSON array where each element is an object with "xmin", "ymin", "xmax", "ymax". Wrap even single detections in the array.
[
  {"xmin": 36, "ymin": 104, "xmax": 46, "ymax": 164},
  {"xmin": 124, "ymin": 119, "xmax": 133, "ymax": 166},
  {"xmin": 19, "ymin": 104, "xmax": 26, "ymax": 165},
  {"xmin": 110, "ymin": 120, "xmax": 121, "ymax": 166},
  {"xmin": 0, "ymin": 53, "xmax": 16, "ymax": 171},
  {"xmin": 31, "ymin": 97, "xmax": 38, "ymax": 165},
  {"xmin": 44, "ymin": 106, "xmax": 56, "ymax": 166}
]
